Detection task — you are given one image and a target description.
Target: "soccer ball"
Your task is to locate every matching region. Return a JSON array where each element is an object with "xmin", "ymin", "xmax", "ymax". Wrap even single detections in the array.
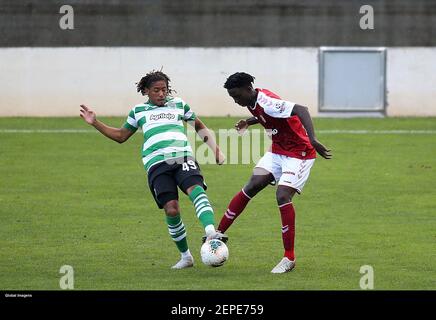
[{"xmin": 200, "ymin": 239, "xmax": 229, "ymax": 267}]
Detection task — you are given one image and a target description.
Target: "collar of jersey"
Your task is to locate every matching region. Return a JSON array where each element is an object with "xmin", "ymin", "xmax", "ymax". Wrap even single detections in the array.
[
  {"xmin": 248, "ymin": 88, "xmax": 261, "ymax": 110},
  {"xmin": 145, "ymin": 97, "xmax": 173, "ymax": 108}
]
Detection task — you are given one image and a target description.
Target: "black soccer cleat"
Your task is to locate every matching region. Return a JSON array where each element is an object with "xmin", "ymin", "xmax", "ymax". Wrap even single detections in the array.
[{"xmin": 202, "ymin": 231, "xmax": 229, "ymax": 244}]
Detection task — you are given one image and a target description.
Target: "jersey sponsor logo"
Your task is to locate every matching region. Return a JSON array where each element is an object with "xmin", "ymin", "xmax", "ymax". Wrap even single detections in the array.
[
  {"xmin": 274, "ymin": 101, "xmax": 286, "ymax": 113},
  {"xmin": 149, "ymin": 113, "xmax": 176, "ymax": 121},
  {"xmin": 258, "ymin": 95, "xmax": 268, "ymax": 105},
  {"xmin": 258, "ymin": 93, "xmax": 275, "ymax": 107},
  {"xmin": 283, "ymin": 171, "xmax": 295, "ymax": 176}
]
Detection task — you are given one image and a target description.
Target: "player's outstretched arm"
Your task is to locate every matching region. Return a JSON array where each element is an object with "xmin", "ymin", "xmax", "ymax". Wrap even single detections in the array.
[
  {"xmin": 291, "ymin": 104, "xmax": 332, "ymax": 159},
  {"xmin": 235, "ymin": 117, "xmax": 259, "ymax": 135},
  {"xmin": 80, "ymin": 104, "xmax": 135, "ymax": 144},
  {"xmin": 192, "ymin": 117, "xmax": 225, "ymax": 165}
]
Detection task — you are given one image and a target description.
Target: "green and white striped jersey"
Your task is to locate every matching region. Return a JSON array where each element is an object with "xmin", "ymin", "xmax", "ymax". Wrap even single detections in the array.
[{"xmin": 123, "ymin": 97, "xmax": 196, "ymax": 171}]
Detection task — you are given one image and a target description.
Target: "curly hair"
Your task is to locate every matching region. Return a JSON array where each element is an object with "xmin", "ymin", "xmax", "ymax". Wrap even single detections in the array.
[
  {"xmin": 223, "ymin": 72, "xmax": 255, "ymax": 89},
  {"xmin": 136, "ymin": 70, "xmax": 174, "ymax": 96}
]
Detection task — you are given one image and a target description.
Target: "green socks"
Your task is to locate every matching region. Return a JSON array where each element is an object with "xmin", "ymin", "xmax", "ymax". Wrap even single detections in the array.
[
  {"xmin": 189, "ymin": 185, "xmax": 215, "ymax": 228},
  {"xmin": 166, "ymin": 214, "xmax": 188, "ymax": 253}
]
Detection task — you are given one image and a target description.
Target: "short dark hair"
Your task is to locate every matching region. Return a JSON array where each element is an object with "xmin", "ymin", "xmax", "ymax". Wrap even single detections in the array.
[
  {"xmin": 224, "ymin": 72, "xmax": 255, "ymax": 89},
  {"xmin": 136, "ymin": 70, "xmax": 174, "ymax": 96}
]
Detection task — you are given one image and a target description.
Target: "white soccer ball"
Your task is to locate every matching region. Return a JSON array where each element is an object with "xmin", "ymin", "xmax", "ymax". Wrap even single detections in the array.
[{"xmin": 200, "ymin": 239, "xmax": 229, "ymax": 267}]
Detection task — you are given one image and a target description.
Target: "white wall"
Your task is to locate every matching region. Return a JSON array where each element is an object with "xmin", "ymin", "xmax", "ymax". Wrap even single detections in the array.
[
  {"xmin": 0, "ymin": 47, "xmax": 318, "ymax": 117},
  {"xmin": 0, "ymin": 47, "xmax": 435, "ymax": 117},
  {"xmin": 387, "ymin": 48, "xmax": 436, "ymax": 116}
]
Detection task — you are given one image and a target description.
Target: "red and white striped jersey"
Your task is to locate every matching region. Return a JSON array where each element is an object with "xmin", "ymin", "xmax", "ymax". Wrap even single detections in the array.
[{"xmin": 247, "ymin": 88, "xmax": 316, "ymax": 160}]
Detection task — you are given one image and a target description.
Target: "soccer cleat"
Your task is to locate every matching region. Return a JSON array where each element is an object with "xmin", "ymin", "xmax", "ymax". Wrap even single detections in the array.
[
  {"xmin": 171, "ymin": 256, "xmax": 194, "ymax": 269},
  {"xmin": 271, "ymin": 257, "xmax": 296, "ymax": 273},
  {"xmin": 202, "ymin": 231, "xmax": 229, "ymax": 244}
]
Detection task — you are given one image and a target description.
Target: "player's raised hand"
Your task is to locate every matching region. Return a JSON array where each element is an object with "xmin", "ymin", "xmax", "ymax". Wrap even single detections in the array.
[
  {"xmin": 215, "ymin": 149, "xmax": 226, "ymax": 165},
  {"xmin": 80, "ymin": 104, "xmax": 97, "ymax": 125},
  {"xmin": 235, "ymin": 119, "xmax": 248, "ymax": 135},
  {"xmin": 311, "ymin": 139, "xmax": 332, "ymax": 159}
]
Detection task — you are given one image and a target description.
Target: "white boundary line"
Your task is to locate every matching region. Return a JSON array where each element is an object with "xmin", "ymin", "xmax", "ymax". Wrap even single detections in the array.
[
  {"xmin": 318, "ymin": 129, "xmax": 436, "ymax": 134},
  {"xmin": 1, "ymin": 129, "xmax": 436, "ymax": 134},
  {"xmin": 0, "ymin": 129, "xmax": 94, "ymax": 133}
]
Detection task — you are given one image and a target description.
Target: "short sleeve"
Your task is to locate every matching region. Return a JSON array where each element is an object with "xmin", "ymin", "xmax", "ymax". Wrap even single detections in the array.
[
  {"xmin": 257, "ymin": 91, "xmax": 295, "ymax": 118},
  {"xmin": 123, "ymin": 108, "xmax": 138, "ymax": 132},
  {"xmin": 183, "ymin": 102, "xmax": 197, "ymax": 121}
]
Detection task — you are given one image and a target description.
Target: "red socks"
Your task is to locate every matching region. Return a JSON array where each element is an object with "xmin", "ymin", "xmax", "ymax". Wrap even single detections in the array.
[
  {"xmin": 279, "ymin": 202, "xmax": 296, "ymax": 261},
  {"xmin": 219, "ymin": 191, "xmax": 296, "ymax": 261},
  {"xmin": 218, "ymin": 189, "xmax": 251, "ymax": 233}
]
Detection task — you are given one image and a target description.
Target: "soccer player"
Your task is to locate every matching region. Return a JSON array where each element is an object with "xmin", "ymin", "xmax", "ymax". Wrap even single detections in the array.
[
  {"xmin": 80, "ymin": 70, "xmax": 227, "ymax": 269},
  {"xmin": 217, "ymin": 72, "xmax": 332, "ymax": 273}
]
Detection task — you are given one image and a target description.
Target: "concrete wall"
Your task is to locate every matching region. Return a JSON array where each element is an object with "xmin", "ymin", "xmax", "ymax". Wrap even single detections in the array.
[
  {"xmin": 0, "ymin": 47, "xmax": 318, "ymax": 117},
  {"xmin": 387, "ymin": 48, "xmax": 436, "ymax": 116},
  {"xmin": 0, "ymin": 47, "xmax": 435, "ymax": 117},
  {"xmin": 2, "ymin": 0, "xmax": 436, "ymax": 47}
]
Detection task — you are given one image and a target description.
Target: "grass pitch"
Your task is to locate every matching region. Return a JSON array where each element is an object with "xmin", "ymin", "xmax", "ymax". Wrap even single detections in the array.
[{"xmin": 0, "ymin": 117, "xmax": 435, "ymax": 290}]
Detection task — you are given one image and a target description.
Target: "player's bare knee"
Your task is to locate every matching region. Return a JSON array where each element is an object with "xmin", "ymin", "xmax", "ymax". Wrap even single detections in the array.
[
  {"xmin": 276, "ymin": 187, "xmax": 294, "ymax": 205},
  {"xmin": 276, "ymin": 193, "xmax": 290, "ymax": 205},
  {"xmin": 244, "ymin": 173, "xmax": 272, "ymax": 196},
  {"xmin": 185, "ymin": 184, "xmax": 199, "ymax": 195},
  {"xmin": 163, "ymin": 200, "xmax": 179, "ymax": 216},
  {"xmin": 244, "ymin": 179, "xmax": 264, "ymax": 197},
  {"xmin": 164, "ymin": 207, "xmax": 179, "ymax": 217},
  {"xmin": 243, "ymin": 183, "xmax": 256, "ymax": 197}
]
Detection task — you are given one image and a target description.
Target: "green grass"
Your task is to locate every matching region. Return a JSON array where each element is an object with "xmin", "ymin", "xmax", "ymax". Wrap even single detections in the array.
[{"xmin": 0, "ymin": 117, "xmax": 435, "ymax": 290}]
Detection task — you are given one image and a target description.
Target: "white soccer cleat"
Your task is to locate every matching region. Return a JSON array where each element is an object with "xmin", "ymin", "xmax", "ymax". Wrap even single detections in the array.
[
  {"xmin": 271, "ymin": 257, "xmax": 296, "ymax": 273},
  {"xmin": 171, "ymin": 256, "xmax": 194, "ymax": 269}
]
